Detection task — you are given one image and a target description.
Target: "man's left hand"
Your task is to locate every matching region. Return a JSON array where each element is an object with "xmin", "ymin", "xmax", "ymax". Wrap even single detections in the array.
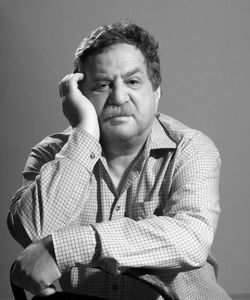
[{"xmin": 11, "ymin": 235, "xmax": 61, "ymax": 296}]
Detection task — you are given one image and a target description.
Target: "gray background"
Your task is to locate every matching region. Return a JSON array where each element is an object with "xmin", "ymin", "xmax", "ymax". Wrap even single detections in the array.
[{"xmin": 1, "ymin": 1, "xmax": 249, "ymax": 299}]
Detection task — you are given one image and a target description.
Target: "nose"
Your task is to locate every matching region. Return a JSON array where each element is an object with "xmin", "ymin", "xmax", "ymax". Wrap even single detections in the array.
[{"xmin": 109, "ymin": 81, "xmax": 129, "ymax": 105}]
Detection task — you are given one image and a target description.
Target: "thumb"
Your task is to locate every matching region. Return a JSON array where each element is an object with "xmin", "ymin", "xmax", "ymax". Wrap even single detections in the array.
[{"xmin": 41, "ymin": 285, "xmax": 56, "ymax": 296}]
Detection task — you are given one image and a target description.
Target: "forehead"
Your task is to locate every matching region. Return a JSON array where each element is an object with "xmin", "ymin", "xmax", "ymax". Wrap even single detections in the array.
[{"xmin": 83, "ymin": 44, "xmax": 147, "ymax": 77}]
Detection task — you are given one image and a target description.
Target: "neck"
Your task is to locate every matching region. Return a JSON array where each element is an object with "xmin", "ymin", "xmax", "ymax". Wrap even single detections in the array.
[
  {"xmin": 101, "ymin": 132, "xmax": 149, "ymax": 190},
  {"xmin": 101, "ymin": 131, "xmax": 148, "ymax": 163},
  {"xmin": 105, "ymin": 143, "xmax": 143, "ymax": 171}
]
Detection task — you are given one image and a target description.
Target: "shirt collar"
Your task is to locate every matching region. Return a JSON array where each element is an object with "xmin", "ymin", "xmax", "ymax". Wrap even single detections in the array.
[{"xmin": 148, "ymin": 117, "xmax": 177, "ymax": 150}]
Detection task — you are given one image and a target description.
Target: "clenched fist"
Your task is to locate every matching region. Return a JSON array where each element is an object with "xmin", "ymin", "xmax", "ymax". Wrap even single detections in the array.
[{"xmin": 11, "ymin": 235, "xmax": 61, "ymax": 296}]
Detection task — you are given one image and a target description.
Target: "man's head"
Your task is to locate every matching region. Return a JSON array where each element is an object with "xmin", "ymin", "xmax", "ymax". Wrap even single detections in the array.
[
  {"xmin": 73, "ymin": 22, "xmax": 162, "ymax": 148},
  {"xmin": 74, "ymin": 21, "xmax": 161, "ymax": 91}
]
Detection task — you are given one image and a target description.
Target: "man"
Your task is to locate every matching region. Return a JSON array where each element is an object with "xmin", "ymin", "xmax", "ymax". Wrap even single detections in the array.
[{"xmin": 8, "ymin": 21, "xmax": 231, "ymax": 299}]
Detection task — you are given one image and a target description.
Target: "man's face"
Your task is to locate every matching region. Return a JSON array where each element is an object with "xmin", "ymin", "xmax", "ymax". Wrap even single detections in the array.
[{"xmin": 81, "ymin": 43, "xmax": 160, "ymax": 143}]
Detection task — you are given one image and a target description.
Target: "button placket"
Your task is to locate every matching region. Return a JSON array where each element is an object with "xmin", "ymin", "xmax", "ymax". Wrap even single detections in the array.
[
  {"xmin": 111, "ymin": 201, "xmax": 122, "ymax": 220},
  {"xmin": 110, "ymin": 192, "xmax": 127, "ymax": 220}
]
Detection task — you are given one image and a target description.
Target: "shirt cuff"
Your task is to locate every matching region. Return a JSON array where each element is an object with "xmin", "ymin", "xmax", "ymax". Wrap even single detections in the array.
[
  {"xmin": 52, "ymin": 225, "xmax": 97, "ymax": 274},
  {"xmin": 57, "ymin": 127, "xmax": 102, "ymax": 172}
]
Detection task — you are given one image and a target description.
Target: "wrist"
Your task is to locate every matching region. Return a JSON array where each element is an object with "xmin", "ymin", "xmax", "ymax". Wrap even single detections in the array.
[{"xmin": 78, "ymin": 119, "xmax": 100, "ymax": 141}]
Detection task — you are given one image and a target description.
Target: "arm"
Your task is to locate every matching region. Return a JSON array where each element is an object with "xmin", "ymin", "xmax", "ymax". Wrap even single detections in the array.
[
  {"xmin": 9, "ymin": 73, "xmax": 101, "ymax": 295},
  {"xmin": 98, "ymin": 138, "xmax": 221, "ymax": 272},
  {"xmin": 53, "ymin": 134, "xmax": 221, "ymax": 275},
  {"xmin": 8, "ymin": 73, "xmax": 101, "ymax": 247},
  {"xmin": 7, "ymin": 127, "xmax": 101, "ymax": 247}
]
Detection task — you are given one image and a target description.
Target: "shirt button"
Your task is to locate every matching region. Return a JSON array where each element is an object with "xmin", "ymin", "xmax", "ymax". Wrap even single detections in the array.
[
  {"xmin": 90, "ymin": 152, "xmax": 95, "ymax": 159},
  {"xmin": 115, "ymin": 206, "xmax": 120, "ymax": 211}
]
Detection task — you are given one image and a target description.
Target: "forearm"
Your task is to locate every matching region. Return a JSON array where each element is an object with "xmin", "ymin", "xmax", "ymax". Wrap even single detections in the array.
[
  {"xmin": 93, "ymin": 214, "xmax": 213, "ymax": 273},
  {"xmin": 52, "ymin": 208, "xmax": 215, "ymax": 277},
  {"xmin": 7, "ymin": 128, "xmax": 101, "ymax": 246}
]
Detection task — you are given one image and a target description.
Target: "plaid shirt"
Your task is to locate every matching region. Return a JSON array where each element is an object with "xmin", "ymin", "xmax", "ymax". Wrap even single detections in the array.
[{"xmin": 8, "ymin": 113, "xmax": 230, "ymax": 299}]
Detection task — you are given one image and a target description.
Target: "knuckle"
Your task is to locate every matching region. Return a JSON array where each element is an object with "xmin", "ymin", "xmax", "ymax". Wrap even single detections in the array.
[{"xmin": 28, "ymin": 276, "xmax": 48, "ymax": 294}]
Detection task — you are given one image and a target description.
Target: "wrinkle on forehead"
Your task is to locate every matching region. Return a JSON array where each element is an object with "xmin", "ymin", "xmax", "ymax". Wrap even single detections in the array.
[{"xmin": 83, "ymin": 44, "xmax": 147, "ymax": 80}]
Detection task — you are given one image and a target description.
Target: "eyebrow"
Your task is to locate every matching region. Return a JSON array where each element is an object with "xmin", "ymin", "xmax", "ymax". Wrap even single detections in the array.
[
  {"xmin": 90, "ymin": 67, "xmax": 144, "ymax": 82},
  {"xmin": 122, "ymin": 67, "xmax": 144, "ymax": 78}
]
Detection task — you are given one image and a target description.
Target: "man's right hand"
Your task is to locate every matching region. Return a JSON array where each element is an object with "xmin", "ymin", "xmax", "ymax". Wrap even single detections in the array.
[{"xmin": 59, "ymin": 73, "xmax": 100, "ymax": 140}]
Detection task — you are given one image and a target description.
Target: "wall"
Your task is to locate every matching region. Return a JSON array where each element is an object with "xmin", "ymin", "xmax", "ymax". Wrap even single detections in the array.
[{"xmin": 1, "ymin": 0, "xmax": 249, "ymax": 298}]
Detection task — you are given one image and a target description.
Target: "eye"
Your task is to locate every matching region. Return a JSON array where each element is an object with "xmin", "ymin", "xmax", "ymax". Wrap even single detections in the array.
[
  {"xmin": 95, "ymin": 82, "xmax": 110, "ymax": 92},
  {"xmin": 127, "ymin": 78, "xmax": 141, "ymax": 88}
]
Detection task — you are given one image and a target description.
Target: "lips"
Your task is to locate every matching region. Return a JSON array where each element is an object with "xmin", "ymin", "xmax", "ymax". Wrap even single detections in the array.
[{"xmin": 108, "ymin": 111, "xmax": 132, "ymax": 119}]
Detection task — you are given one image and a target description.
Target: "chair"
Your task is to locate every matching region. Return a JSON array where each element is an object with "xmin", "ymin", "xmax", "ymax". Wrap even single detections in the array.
[{"xmin": 10, "ymin": 262, "xmax": 178, "ymax": 300}]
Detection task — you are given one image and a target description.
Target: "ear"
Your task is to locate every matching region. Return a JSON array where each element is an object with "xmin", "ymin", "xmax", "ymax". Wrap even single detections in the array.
[{"xmin": 154, "ymin": 86, "xmax": 161, "ymax": 112}]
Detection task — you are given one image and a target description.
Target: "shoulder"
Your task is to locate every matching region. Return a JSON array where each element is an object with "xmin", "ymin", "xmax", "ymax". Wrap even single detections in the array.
[
  {"xmin": 157, "ymin": 113, "xmax": 220, "ymax": 157},
  {"xmin": 32, "ymin": 127, "xmax": 72, "ymax": 160},
  {"xmin": 23, "ymin": 127, "xmax": 72, "ymax": 179}
]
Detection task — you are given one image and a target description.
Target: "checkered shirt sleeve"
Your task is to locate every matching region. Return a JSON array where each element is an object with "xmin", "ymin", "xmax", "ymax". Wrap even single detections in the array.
[{"xmin": 7, "ymin": 127, "xmax": 101, "ymax": 249}]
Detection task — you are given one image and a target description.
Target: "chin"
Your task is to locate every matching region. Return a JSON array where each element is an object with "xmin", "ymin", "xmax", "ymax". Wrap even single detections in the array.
[
  {"xmin": 112, "ymin": 129, "xmax": 136, "ymax": 141},
  {"xmin": 102, "ymin": 124, "xmax": 137, "ymax": 141}
]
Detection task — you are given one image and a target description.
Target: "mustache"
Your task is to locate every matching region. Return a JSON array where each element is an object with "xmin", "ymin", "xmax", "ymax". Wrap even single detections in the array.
[{"xmin": 100, "ymin": 104, "xmax": 135, "ymax": 121}]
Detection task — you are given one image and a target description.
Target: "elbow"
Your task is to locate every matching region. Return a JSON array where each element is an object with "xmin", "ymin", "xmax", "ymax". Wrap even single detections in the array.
[
  {"xmin": 185, "ymin": 246, "xmax": 209, "ymax": 269},
  {"xmin": 7, "ymin": 209, "xmax": 31, "ymax": 248},
  {"xmin": 7, "ymin": 210, "xmax": 15, "ymax": 240},
  {"xmin": 179, "ymin": 225, "xmax": 214, "ymax": 269}
]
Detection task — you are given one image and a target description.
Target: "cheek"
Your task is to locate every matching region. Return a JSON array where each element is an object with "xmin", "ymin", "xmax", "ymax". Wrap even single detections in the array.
[
  {"xmin": 91, "ymin": 100, "xmax": 104, "ymax": 116},
  {"xmin": 85, "ymin": 93, "xmax": 106, "ymax": 116},
  {"xmin": 136, "ymin": 92, "xmax": 157, "ymax": 116}
]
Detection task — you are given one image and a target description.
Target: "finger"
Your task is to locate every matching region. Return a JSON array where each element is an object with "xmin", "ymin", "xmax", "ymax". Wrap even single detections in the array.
[
  {"xmin": 59, "ymin": 73, "xmax": 84, "ymax": 98},
  {"xmin": 59, "ymin": 82, "xmax": 63, "ymax": 98},
  {"xmin": 62, "ymin": 73, "xmax": 84, "ymax": 87},
  {"xmin": 70, "ymin": 72, "xmax": 84, "ymax": 82},
  {"xmin": 67, "ymin": 73, "xmax": 85, "ymax": 94},
  {"xmin": 38, "ymin": 285, "xmax": 56, "ymax": 297},
  {"xmin": 60, "ymin": 74, "xmax": 72, "ymax": 97}
]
